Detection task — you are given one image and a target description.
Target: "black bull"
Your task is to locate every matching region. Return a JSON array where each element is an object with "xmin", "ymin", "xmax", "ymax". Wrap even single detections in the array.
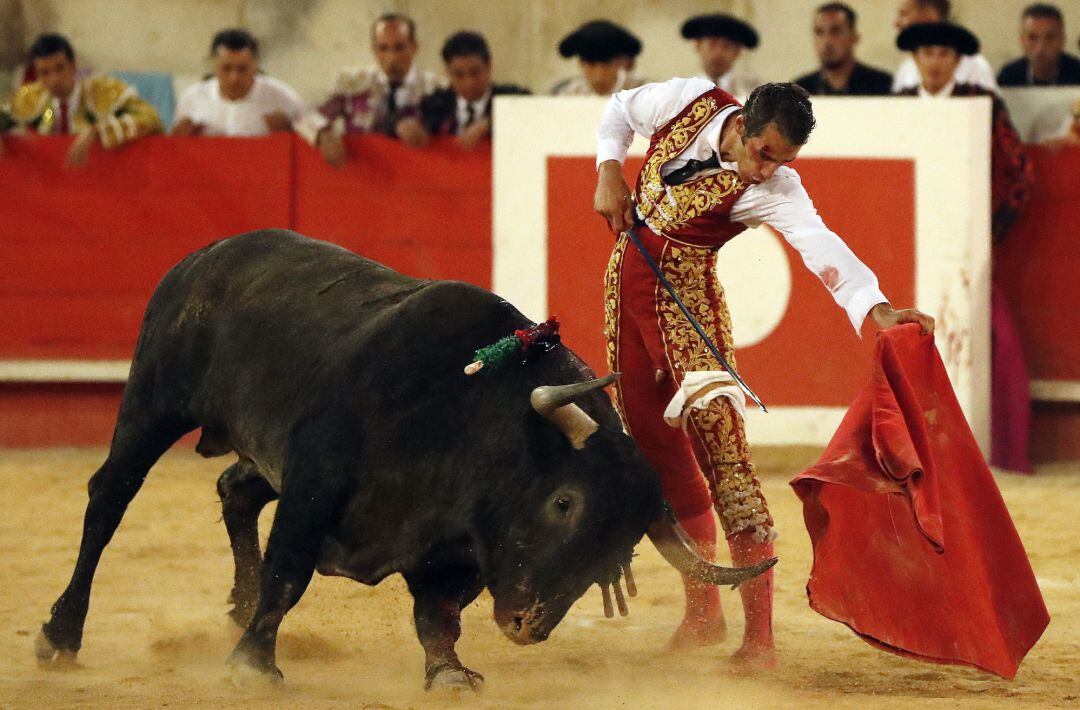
[{"xmin": 35, "ymin": 231, "xmax": 775, "ymax": 689}]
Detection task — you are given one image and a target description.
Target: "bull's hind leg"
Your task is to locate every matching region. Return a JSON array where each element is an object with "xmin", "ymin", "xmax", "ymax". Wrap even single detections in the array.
[
  {"xmin": 227, "ymin": 433, "xmax": 350, "ymax": 684},
  {"xmin": 36, "ymin": 411, "xmax": 192, "ymax": 666},
  {"xmin": 217, "ymin": 460, "xmax": 277, "ymax": 628},
  {"xmin": 405, "ymin": 566, "xmax": 485, "ymax": 691}
]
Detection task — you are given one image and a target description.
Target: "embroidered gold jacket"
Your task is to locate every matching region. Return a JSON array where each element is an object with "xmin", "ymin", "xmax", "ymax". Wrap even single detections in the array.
[{"xmin": 0, "ymin": 75, "xmax": 163, "ymax": 148}]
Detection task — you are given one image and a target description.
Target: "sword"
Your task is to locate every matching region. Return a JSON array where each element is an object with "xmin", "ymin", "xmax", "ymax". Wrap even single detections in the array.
[{"xmin": 623, "ymin": 223, "xmax": 768, "ymax": 413}]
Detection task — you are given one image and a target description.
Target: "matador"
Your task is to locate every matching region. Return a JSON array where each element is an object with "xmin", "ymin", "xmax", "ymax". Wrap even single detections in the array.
[{"xmin": 593, "ymin": 79, "xmax": 935, "ymax": 669}]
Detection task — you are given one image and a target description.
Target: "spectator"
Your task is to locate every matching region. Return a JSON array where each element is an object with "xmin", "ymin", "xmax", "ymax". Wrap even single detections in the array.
[
  {"xmin": 551, "ymin": 20, "xmax": 646, "ymax": 96},
  {"xmin": 892, "ymin": 0, "xmax": 997, "ymax": 92},
  {"xmin": 408, "ymin": 31, "xmax": 530, "ymax": 150},
  {"xmin": 998, "ymin": 4, "xmax": 1080, "ymax": 86},
  {"xmin": 0, "ymin": 33, "xmax": 161, "ymax": 166},
  {"xmin": 896, "ymin": 21, "xmax": 1035, "ymax": 474},
  {"xmin": 298, "ymin": 13, "xmax": 443, "ymax": 163},
  {"xmin": 680, "ymin": 13, "xmax": 761, "ymax": 101},
  {"xmin": 172, "ymin": 29, "xmax": 304, "ymax": 137},
  {"xmin": 794, "ymin": 3, "xmax": 892, "ymax": 96}
]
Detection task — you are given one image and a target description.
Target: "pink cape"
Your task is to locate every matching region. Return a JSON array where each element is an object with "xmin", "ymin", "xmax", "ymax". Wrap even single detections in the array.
[{"xmin": 790, "ymin": 325, "xmax": 1049, "ymax": 679}]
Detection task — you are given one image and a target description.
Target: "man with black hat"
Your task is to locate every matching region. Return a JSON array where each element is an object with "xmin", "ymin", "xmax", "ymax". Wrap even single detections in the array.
[
  {"xmin": 892, "ymin": 0, "xmax": 997, "ymax": 92},
  {"xmin": 794, "ymin": 3, "xmax": 893, "ymax": 96},
  {"xmin": 552, "ymin": 20, "xmax": 646, "ymax": 96},
  {"xmin": 593, "ymin": 76, "xmax": 934, "ymax": 667},
  {"xmin": 895, "ymin": 21, "xmax": 1034, "ymax": 474},
  {"xmin": 681, "ymin": 13, "xmax": 761, "ymax": 101}
]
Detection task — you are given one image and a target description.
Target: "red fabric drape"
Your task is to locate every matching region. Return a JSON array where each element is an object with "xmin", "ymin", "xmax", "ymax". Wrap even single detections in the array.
[{"xmin": 791, "ymin": 324, "xmax": 1049, "ymax": 679}]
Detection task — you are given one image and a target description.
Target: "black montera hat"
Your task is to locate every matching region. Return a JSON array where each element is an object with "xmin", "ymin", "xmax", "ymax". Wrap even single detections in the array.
[
  {"xmin": 558, "ymin": 20, "xmax": 642, "ymax": 62},
  {"xmin": 896, "ymin": 22, "xmax": 979, "ymax": 55},
  {"xmin": 680, "ymin": 14, "xmax": 759, "ymax": 49}
]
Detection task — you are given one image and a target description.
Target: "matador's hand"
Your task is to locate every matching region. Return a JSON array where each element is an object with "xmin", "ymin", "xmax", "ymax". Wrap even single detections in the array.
[
  {"xmin": 870, "ymin": 303, "xmax": 935, "ymax": 334},
  {"xmin": 594, "ymin": 159, "xmax": 635, "ymax": 233}
]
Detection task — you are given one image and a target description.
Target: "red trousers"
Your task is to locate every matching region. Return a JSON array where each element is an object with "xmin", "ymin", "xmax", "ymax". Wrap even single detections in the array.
[{"xmin": 604, "ymin": 230, "xmax": 774, "ymax": 542}]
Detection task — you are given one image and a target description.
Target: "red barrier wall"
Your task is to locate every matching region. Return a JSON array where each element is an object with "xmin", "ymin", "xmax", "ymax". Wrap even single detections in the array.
[
  {"xmin": 0, "ymin": 136, "xmax": 1076, "ymax": 453},
  {"xmin": 996, "ymin": 146, "xmax": 1080, "ymax": 383},
  {"xmin": 0, "ymin": 134, "xmax": 492, "ymax": 446},
  {"xmin": 294, "ymin": 135, "xmax": 492, "ymax": 286}
]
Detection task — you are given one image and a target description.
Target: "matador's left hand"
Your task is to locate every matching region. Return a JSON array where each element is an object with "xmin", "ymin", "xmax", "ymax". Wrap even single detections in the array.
[{"xmin": 870, "ymin": 303, "xmax": 935, "ymax": 334}]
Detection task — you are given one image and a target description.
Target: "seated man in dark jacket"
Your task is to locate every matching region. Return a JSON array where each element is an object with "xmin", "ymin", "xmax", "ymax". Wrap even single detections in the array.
[
  {"xmin": 410, "ymin": 31, "xmax": 530, "ymax": 149},
  {"xmin": 998, "ymin": 3, "xmax": 1080, "ymax": 86}
]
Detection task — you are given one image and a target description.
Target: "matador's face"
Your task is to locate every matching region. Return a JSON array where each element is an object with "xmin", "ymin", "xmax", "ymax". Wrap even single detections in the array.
[{"xmin": 734, "ymin": 118, "xmax": 801, "ymax": 185}]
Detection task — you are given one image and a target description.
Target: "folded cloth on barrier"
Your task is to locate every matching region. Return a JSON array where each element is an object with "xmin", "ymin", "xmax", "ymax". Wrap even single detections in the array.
[{"xmin": 790, "ymin": 324, "xmax": 1049, "ymax": 679}]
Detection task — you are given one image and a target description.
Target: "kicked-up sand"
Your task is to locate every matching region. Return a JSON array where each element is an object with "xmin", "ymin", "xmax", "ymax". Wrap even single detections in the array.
[{"xmin": 0, "ymin": 446, "xmax": 1076, "ymax": 709}]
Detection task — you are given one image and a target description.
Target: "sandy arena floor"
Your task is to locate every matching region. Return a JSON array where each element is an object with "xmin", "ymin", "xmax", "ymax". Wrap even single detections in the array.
[{"xmin": 0, "ymin": 446, "xmax": 1076, "ymax": 709}]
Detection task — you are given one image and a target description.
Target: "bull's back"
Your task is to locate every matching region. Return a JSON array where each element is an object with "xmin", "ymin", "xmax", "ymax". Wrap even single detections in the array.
[{"xmin": 131, "ymin": 231, "xmax": 430, "ymax": 427}]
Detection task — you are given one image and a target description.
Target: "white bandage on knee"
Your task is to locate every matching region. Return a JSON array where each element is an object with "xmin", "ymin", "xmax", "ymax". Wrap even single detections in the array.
[{"xmin": 662, "ymin": 371, "xmax": 747, "ymax": 429}]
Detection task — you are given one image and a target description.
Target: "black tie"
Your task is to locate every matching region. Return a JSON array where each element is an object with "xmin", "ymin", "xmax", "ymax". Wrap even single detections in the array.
[
  {"xmin": 664, "ymin": 151, "xmax": 721, "ymax": 185},
  {"xmin": 464, "ymin": 103, "xmax": 476, "ymax": 128},
  {"xmin": 386, "ymin": 81, "xmax": 402, "ymax": 115}
]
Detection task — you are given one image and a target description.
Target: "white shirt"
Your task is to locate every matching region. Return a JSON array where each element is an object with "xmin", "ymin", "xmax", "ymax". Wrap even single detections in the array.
[
  {"xmin": 597, "ymin": 76, "xmax": 889, "ymax": 333},
  {"xmin": 176, "ymin": 74, "xmax": 305, "ymax": 137},
  {"xmin": 455, "ymin": 89, "xmax": 491, "ymax": 134},
  {"xmin": 893, "ymin": 54, "xmax": 998, "ymax": 93},
  {"xmin": 916, "ymin": 79, "xmax": 956, "ymax": 98}
]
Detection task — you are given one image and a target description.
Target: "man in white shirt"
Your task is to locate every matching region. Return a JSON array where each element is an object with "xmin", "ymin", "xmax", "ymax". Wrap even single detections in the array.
[
  {"xmin": 594, "ymin": 78, "xmax": 934, "ymax": 669},
  {"xmin": 891, "ymin": 0, "xmax": 997, "ymax": 92},
  {"xmin": 681, "ymin": 13, "xmax": 762, "ymax": 101},
  {"xmin": 172, "ymin": 29, "xmax": 303, "ymax": 138}
]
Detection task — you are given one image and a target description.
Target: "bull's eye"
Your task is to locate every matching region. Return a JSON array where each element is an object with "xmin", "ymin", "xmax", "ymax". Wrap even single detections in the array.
[{"xmin": 555, "ymin": 497, "xmax": 572, "ymax": 513}]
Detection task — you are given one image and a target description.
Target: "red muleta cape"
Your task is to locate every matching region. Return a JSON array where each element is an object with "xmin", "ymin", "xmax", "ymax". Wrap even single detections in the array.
[{"xmin": 790, "ymin": 324, "xmax": 1049, "ymax": 679}]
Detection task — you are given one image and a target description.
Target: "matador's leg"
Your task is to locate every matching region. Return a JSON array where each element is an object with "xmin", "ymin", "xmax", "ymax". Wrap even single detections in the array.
[
  {"xmin": 604, "ymin": 235, "xmax": 725, "ymax": 649},
  {"xmin": 685, "ymin": 397, "xmax": 777, "ymax": 669},
  {"xmin": 651, "ymin": 241, "xmax": 776, "ymax": 667}
]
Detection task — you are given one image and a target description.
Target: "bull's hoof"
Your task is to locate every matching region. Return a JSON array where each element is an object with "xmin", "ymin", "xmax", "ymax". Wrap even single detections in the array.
[
  {"xmin": 34, "ymin": 629, "xmax": 79, "ymax": 669},
  {"xmin": 425, "ymin": 664, "xmax": 484, "ymax": 692},
  {"xmin": 227, "ymin": 648, "xmax": 284, "ymax": 687}
]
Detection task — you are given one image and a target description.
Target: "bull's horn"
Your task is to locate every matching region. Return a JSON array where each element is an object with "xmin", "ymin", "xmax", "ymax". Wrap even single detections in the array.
[
  {"xmin": 530, "ymin": 373, "xmax": 620, "ymax": 450},
  {"xmin": 646, "ymin": 508, "xmax": 777, "ymax": 588}
]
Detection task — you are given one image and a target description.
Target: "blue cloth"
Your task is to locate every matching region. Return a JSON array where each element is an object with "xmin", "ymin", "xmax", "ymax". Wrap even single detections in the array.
[{"xmin": 113, "ymin": 71, "xmax": 176, "ymax": 130}]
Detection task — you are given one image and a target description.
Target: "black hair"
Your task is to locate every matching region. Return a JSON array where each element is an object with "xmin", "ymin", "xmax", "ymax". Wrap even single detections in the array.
[
  {"xmin": 816, "ymin": 2, "xmax": 857, "ymax": 29},
  {"xmin": 441, "ymin": 31, "xmax": 490, "ymax": 63},
  {"xmin": 915, "ymin": 0, "xmax": 951, "ymax": 20},
  {"xmin": 743, "ymin": 83, "xmax": 816, "ymax": 146},
  {"xmin": 29, "ymin": 33, "xmax": 74, "ymax": 62},
  {"xmin": 211, "ymin": 28, "xmax": 259, "ymax": 56},
  {"xmin": 1022, "ymin": 3, "xmax": 1063, "ymax": 24},
  {"xmin": 373, "ymin": 13, "xmax": 417, "ymax": 43}
]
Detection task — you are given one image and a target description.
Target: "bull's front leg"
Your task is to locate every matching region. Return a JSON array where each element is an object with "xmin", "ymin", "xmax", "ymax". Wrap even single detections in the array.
[{"xmin": 405, "ymin": 566, "xmax": 485, "ymax": 691}]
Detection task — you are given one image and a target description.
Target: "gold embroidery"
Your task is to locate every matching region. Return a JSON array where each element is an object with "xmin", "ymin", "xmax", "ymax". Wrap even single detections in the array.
[
  {"xmin": 603, "ymin": 235, "xmax": 630, "ymax": 431},
  {"xmin": 635, "ymin": 95, "xmax": 744, "ymax": 235},
  {"xmin": 9, "ymin": 82, "xmax": 49, "ymax": 123},
  {"xmin": 655, "ymin": 244, "xmax": 775, "ymax": 542}
]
